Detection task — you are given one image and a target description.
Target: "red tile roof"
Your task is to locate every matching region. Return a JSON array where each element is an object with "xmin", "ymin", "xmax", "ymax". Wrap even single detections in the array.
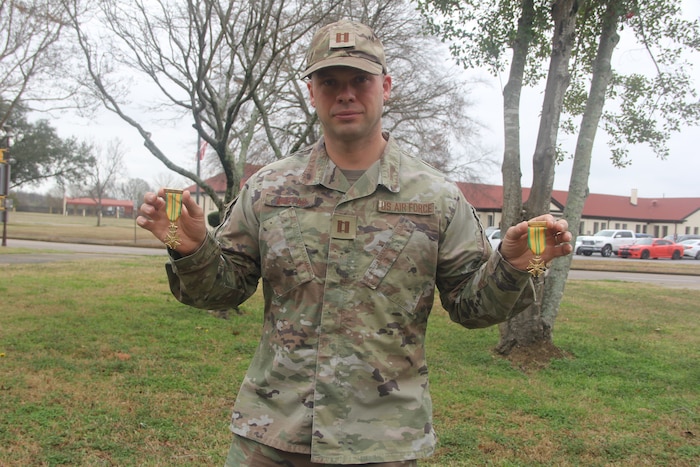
[
  {"xmin": 456, "ymin": 183, "xmax": 505, "ymax": 210},
  {"xmin": 568, "ymin": 193, "xmax": 700, "ymax": 223},
  {"xmin": 417, "ymin": 183, "xmax": 700, "ymax": 223}
]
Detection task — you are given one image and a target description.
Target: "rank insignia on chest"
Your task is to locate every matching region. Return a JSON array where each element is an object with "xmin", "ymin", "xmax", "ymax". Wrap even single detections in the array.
[{"xmin": 331, "ymin": 214, "xmax": 357, "ymax": 239}]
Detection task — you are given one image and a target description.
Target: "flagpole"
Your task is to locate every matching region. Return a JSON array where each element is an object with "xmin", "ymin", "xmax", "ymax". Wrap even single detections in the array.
[{"xmin": 196, "ymin": 133, "xmax": 201, "ymax": 205}]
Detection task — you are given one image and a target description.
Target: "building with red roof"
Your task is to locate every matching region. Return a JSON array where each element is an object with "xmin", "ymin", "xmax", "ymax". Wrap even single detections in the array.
[
  {"xmin": 459, "ymin": 183, "xmax": 700, "ymax": 239},
  {"xmin": 63, "ymin": 197, "xmax": 135, "ymax": 218}
]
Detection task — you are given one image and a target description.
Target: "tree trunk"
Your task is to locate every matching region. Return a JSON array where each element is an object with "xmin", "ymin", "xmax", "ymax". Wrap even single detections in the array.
[
  {"xmin": 498, "ymin": 0, "xmax": 579, "ymax": 355},
  {"xmin": 542, "ymin": 1, "xmax": 620, "ymax": 328},
  {"xmin": 496, "ymin": 0, "xmax": 535, "ymax": 355},
  {"xmin": 523, "ymin": 0, "xmax": 578, "ymax": 219},
  {"xmin": 500, "ymin": 0, "xmax": 535, "ymax": 233}
]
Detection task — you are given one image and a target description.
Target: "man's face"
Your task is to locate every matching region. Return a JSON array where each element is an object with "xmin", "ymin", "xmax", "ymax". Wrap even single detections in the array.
[{"xmin": 307, "ymin": 67, "xmax": 391, "ymax": 144}]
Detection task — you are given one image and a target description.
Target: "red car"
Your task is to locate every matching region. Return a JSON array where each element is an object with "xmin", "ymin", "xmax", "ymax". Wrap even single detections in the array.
[{"xmin": 617, "ymin": 238, "xmax": 684, "ymax": 259}]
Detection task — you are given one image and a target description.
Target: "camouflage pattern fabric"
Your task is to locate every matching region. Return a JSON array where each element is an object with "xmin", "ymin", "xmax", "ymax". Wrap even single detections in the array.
[
  {"xmin": 166, "ymin": 133, "xmax": 535, "ymax": 464},
  {"xmin": 225, "ymin": 434, "xmax": 418, "ymax": 466},
  {"xmin": 302, "ymin": 19, "xmax": 387, "ymax": 78}
]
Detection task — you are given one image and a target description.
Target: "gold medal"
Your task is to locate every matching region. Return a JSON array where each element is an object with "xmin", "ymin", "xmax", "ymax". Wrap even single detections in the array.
[
  {"xmin": 163, "ymin": 189, "xmax": 183, "ymax": 249},
  {"xmin": 526, "ymin": 221, "xmax": 547, "ymax": 277}
]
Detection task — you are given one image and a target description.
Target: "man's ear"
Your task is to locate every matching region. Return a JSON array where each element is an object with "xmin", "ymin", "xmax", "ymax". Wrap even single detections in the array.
[{"xmin": 382, "ymin": 74, "xmax": 392, "ymax": 102}]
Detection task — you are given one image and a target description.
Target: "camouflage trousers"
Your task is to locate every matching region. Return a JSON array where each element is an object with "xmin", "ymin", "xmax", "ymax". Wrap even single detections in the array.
[{"xmin": 224, "ymin": 435, "xmax": 418, "ymax": 467}]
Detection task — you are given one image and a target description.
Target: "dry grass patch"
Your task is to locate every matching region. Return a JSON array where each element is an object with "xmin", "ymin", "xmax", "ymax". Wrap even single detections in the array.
[{"xmin": 7, "ymin": 211, "xmax": 161, "ymax": 246}]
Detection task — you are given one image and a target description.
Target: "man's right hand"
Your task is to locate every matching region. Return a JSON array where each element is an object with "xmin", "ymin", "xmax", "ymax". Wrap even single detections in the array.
[{"xmin": 137, "ymin": 189, "xmax": 207, "ymax": 255}]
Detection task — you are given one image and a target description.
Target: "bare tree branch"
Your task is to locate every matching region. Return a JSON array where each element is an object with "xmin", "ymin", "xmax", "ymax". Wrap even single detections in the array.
[
  {"xmin": 0, "ymin": 0, "xmax": 77, "ymax": 126},
  {"xmin": 62, "ymin": 0, "xmax": 492, "ymax": 212}
]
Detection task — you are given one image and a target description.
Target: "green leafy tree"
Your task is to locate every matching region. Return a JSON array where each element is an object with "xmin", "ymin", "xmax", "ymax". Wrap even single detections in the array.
[
  {"xmin": 419, "ymin": 0, "xmax": 700, "ymax": 353},
  {"xmin": 4, "ymin": 104, "xmax": 94, "ymax": 189}
]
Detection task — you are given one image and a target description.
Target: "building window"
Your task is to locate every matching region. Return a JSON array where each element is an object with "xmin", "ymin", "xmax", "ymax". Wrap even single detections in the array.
[
  {"xmin": 685, "ymin": 226, "xmax": 691, "ymax": 234},
  {"xmin": 487, "ymin": 214, "xmax": 494, "ymax": 227},
  {"xmin": 579, "ymin": 221, "xmax": 584, "ymax": 235},
  {"xmin": 662, "ymin": 226, "xmax": 668, "ymax": 237}
]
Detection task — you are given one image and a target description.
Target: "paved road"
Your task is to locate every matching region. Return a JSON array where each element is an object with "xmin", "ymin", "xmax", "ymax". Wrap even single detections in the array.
[
  {"xmin": 567, "ymin": 269, "xmax": 700, "ymax": 290},
  {"xmin": 3, "ymin": 239, "xmax": 699, "ymax": 290},
  {"xmin": 1, "ymin": 239, "xmax": 167, "ymax": 263}
]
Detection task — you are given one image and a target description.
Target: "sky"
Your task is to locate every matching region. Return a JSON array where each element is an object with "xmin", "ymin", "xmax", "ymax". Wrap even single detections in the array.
[
  {"xmin": 44, "ymin": 1, "xmax": 700, "ymax": 201},
  {"xmin": 468, "ymin": 71, "xmax": 699, "ymax": 200},
  {"xmin": 465, "ymin": 0, "xmax": 700, "ymax": 200}
]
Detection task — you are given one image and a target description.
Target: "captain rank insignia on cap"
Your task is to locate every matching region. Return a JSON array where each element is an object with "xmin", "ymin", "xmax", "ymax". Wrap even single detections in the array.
[{"xmin": 329, "ymin": 27, "xmax": 356, "ymax": 49}]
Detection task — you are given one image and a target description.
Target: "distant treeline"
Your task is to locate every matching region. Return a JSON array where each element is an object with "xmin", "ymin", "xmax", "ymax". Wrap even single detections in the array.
[{"xmin": 11, "ymin": 191, "xmax": 64, "ymax": 214}]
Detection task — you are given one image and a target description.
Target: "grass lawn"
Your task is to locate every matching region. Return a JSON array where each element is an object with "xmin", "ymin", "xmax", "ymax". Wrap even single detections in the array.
[
  {"xmin": 5, "ymin": 211, "xmax": 162, "ymax": 247},
  {"xmin": 1, "ymin": 253, "xmax": 698, "ymax": 466}
]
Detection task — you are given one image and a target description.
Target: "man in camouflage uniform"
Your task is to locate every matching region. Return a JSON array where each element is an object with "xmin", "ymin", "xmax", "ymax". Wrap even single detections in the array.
[{"xmin": 138, "ymin": 19, "xmax": 573, "ymax": 467}]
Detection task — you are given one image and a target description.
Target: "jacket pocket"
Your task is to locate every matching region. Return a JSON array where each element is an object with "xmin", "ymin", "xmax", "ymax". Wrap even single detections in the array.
[
  {"xmin": 260, "ymin": 207, "xmax": 315, "ymax": 296},
  {"xmin": 361, "ymin": 216, "xmax": 437, "ymax": 313}
]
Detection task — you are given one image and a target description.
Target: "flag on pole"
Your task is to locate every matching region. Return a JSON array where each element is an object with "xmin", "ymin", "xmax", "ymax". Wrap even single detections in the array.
[{"xmin": 198, "ymin": 139, "xmax": 208, "ymax": 161}]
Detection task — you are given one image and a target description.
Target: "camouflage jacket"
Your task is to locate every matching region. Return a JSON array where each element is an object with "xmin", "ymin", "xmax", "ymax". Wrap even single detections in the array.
[{"xmin": 166, "ymin": 134, "xmax": 535, "ymax": 464}]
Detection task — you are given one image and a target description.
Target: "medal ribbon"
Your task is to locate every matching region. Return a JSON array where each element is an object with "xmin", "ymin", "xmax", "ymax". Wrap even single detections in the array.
[
  {"xmin": 526, "ymin": 221, "xmax": 548, "ymax": 277},
  {"xmin": 162, "ymin": 189, "xmax": 183, "ymax": 249},
  {"xmin": 527, "ymin": 221, "xmax": 547, "ymax": 256},
  {"xmin": 164, "ymin": 189, "xmax": 183, "ymax": 222}
]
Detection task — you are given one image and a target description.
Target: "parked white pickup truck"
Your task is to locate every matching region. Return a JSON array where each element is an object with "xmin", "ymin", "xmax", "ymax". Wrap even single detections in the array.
[{"xmin": 576, "ymin": 229, "xmax": 639, "ymax": 257}]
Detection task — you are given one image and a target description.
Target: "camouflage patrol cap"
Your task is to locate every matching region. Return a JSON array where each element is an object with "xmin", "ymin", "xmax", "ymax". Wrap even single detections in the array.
[{"xmin": 302, "ymin": 20, "xmax": 387, "ymax": 78}]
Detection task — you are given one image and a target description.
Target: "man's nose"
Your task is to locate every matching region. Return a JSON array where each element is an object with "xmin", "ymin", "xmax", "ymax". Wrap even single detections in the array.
[{"xmin": 336, "ymin": 82, "xmax": 356, "ymax": 102}]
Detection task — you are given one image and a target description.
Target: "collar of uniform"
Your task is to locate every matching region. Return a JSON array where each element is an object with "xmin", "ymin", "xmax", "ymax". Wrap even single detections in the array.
[
  {"xmin": 377, "ymin": 133, "xmax": 401, "ymax": 193},
  {"xmin": 300, "ymin": 132, "xmax": 401, "ymax": 193}
]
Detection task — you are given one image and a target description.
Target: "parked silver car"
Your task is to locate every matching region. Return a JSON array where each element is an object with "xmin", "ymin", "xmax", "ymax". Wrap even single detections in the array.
[
  {"xmin": 680, "ymin": 239, "xmax": 700, "ymax": 260},
  {"xmin": 664, "ymin": 234, "xmax": 700, "ymax": 243},
  {"xmin": 484, "ymin": 226, "xmax": 502, "ymax": 250}
]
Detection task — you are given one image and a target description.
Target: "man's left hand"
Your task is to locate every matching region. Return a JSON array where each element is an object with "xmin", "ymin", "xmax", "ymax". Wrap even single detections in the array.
[{"xmin": 499, "ymin": 215, "xmax": 573, "ymax": 272}]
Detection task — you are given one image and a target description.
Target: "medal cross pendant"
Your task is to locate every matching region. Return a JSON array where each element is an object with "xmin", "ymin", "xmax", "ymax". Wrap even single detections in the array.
[
  {"xmin": 164, "ymin": 222, "xmax": 181, "ymax": 249},
  {"xmin": 527, "ymin": 255, "xmax": 546, "ymax": 277}
]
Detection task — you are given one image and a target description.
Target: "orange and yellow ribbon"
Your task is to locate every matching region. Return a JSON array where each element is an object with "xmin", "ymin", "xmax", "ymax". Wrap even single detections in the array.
[
  {"xmin": 163, "ymin": 189, "xmax": 183, "ymax": 249},
  {"xmin": 527, "ymin": 221, "xmax": 547, "ymax": 277}
]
